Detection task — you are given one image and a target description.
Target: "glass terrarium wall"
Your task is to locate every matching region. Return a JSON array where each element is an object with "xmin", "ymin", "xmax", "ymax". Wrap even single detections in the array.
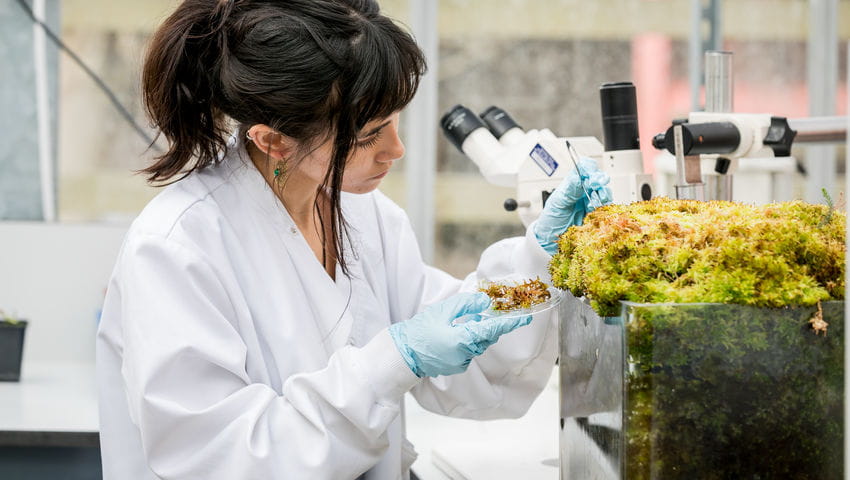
[{"xmin": 559, "ymin": 293, "xmax": 844, "ymax": 479}]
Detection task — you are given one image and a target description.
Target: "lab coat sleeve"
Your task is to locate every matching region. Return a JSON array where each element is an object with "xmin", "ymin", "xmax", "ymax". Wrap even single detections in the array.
[
  {"xmin": 116, "ymin": 233, "xmax": 420, "ymax": 480},
  {"xmin": 380, "ymin": 191, "xmax": 557, "ymax": 420}
]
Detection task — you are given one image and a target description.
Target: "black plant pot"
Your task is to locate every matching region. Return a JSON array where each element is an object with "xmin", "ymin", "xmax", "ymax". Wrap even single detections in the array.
[{"xmin": 0, "ymin": 321, "xmax": 27, "ymax": 381}]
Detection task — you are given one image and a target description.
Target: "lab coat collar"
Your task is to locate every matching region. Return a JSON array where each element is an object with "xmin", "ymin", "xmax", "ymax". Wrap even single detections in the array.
[{"xmin": 221, "ymin": 144, "xmax": 359, "ymax": 354}]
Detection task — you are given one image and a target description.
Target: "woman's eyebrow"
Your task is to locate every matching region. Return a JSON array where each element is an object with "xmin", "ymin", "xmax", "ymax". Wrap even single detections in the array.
[{"xmin": 358, "ymin": 120, "xmax": 391, "ymax": 138}]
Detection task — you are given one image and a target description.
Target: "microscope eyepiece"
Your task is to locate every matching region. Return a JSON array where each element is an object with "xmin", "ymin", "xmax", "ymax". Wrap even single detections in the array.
[
  {"xmin": 440, "ymin": 105, "xmax": 487, "ymax": 153},
  {"xmin": 600, "ymin": 82, "xmax": 640, "ymax": 151},
  {"xmin": 479, "ymin": 106, "xmax": 522, "ymax": 140}
]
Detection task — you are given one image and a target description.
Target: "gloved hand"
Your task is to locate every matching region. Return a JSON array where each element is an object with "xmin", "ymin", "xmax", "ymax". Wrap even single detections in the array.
[
  {"xmin": 388, "ymin": 292, "xmax": 532, "ymax": 378},
  {"xmin": 533, "ymin": 156, "xmax": 612, "ymax": 255}
]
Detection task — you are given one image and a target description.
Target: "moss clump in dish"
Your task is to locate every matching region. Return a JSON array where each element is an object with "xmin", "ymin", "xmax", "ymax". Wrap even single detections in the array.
[
  {"xmin": 550, "ymin": 197, "xmax": 845, "ymax": 317},
  {"xmin": 480, "ymin": 278, "xmax": 551, "ymax": 311}
]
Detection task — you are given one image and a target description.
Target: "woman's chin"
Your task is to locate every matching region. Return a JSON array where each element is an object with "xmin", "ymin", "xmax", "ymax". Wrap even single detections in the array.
[{"xmin": 343, "ymin": 180, "xmax": 383, "ymax": 195}]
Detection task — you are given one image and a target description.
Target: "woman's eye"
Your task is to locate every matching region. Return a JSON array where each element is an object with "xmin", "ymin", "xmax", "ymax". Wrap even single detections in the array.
[{"xmin": 356, "ymin": 130, "xmax": 383, "ymax": 149}]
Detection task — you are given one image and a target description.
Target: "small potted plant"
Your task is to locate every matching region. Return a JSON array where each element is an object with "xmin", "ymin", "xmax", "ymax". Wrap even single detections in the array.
[{"xmin": 0, "ymin": 310, "xmax": 27, "ymax": 381}]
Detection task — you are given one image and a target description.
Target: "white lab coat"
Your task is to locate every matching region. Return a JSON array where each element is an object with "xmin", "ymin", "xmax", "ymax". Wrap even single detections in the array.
[{"xmin": 96, "ymin": 142, "xmax": 558, "ymax": 480}]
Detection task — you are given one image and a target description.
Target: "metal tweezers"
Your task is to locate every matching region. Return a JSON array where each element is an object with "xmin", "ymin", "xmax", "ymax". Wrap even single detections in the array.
[{"xmin": 564, "ymin": 140, "xmax": 592, "ymax": 202}]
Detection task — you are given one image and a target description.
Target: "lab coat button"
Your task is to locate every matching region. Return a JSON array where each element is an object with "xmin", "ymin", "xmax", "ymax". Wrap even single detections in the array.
[{"xmin": 289, "ymin": 226, "xmax": 298, "ymax": 235}]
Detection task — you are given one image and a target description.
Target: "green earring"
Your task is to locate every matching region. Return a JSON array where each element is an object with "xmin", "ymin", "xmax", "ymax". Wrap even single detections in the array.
[{"xmin": 273, "ymin": 160, "xmax": 287, "ymax": 180}]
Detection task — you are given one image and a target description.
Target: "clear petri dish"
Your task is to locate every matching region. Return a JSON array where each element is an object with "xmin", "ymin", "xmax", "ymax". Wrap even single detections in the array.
[{"xmin": 479, "ymin": 287, "xmax": 563, "ymax": 319}]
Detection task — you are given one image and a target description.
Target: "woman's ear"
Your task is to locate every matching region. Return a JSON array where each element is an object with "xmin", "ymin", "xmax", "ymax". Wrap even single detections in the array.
[{"xmin": 247, "ymin": 125, "xmax": 295, "ymax": 160}]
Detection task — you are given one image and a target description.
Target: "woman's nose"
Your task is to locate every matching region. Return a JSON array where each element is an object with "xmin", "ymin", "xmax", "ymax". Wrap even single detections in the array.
[{"xmin": 378, "ymin": 127, "xmax": 405, "ymax": 163}]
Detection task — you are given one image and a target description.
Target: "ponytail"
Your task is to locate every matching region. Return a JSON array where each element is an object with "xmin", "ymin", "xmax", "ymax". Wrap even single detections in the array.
[
  {"xmin": 141, "ymin": 0, "xmax": 234, "ymax": 183},
  {"xmin": 141, "ymin": 0, "xmax": 425, "ymax": 276}
]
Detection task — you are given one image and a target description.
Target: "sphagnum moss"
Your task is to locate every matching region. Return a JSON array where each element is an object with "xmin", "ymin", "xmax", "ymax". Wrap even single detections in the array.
[
  {"xmin": 553, "ymin": 197, "xmax": 846, "ymax": 479},
  {"xmin": 549, "ymin": 197, "xmax": 845, "ymax": 317}
]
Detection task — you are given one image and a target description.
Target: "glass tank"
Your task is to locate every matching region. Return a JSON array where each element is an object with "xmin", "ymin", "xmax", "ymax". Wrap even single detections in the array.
[{"xmin": 559, "ymin": 292, "xmax": 844, "ymax": 480}]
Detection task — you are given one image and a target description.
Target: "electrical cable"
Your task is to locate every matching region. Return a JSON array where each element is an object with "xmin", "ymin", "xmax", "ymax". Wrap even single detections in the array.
[{"xmin": 15, "ymin": 0, "xmax": 162, "ymax": 152}]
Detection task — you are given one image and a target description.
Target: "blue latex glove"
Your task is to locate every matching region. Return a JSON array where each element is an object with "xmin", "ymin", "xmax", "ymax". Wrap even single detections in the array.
[
  {"xmin": 533, "ymin": 156, "xmax": 613, "ymax": 255},
  {"xmin": 388, "ymin": 292, "xmax": 532, "ymax": 378}
]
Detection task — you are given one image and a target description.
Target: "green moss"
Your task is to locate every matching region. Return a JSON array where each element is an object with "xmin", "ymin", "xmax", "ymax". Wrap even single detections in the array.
[
  {"xmin": 623, "ymin": 302, "xmax": 844, "ymax": 479},
  {"xmin": 554, "ymin": 198, "xmax": 846, "ymax": 477},
  {"xmin": 550, "ymin": 197, "xmax": 845, "ymax": 316},
  {"xmin": 0, "ymin": 309, "xmax": 20, "ymax": 325}
]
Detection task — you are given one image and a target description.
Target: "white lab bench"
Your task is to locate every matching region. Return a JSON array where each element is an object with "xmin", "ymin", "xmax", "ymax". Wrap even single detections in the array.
[
  {"xmin": 0, "ymin": 362, "xmax": 101, "ymax": 480},
  {"xmin": 0, "ymin": 362, "xmax": 99, "ymax": 447},
  {"xmin": 405, "ymin": 368, "xmax": 559, "ymax": 480}
]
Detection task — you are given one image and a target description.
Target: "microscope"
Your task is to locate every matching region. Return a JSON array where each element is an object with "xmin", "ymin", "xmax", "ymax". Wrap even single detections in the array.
[
  {"xmin": 651, "ymin": 114, "xmax": 796, "ymax": 201},
  {"xmin": 650, "ymin": 51, "xmax": 798, "ymax": 202},
  {"xmin": 440, "ymin": 82, "xmax": 653, "ymax": 227}
]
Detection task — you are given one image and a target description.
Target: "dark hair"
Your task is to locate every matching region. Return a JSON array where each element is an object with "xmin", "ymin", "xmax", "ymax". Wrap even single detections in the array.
[{"xmin": 142, "ymin": 0, "xmax": 426, "ymax": 276}]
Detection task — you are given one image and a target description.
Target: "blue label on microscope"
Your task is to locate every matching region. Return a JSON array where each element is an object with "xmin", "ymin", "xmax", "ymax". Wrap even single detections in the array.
[{"xmin": 530, "ymin": 144, "xmax": 558, "ymax": 176}]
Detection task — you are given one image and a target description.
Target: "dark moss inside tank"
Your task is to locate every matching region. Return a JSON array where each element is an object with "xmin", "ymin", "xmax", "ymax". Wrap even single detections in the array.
[{"xmin": 623, "ymin": 301, "xmax": 843, "ymax": 479}]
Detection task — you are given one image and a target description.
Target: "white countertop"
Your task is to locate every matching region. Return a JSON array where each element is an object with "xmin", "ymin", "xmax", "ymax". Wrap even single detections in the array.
[
  {"xmin": 0, "ymin": 362, "xmax": 98, "ymax": 433},
  {"xmin": 405, "ymin": 368, "xmax": 559, "ymax": 480}
]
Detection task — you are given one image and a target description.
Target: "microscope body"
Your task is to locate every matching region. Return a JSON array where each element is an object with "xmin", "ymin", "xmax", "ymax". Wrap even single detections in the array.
[
  {"xmin": 455, "ymin": 123, "xmax": 647, "ymax": 227},
  {"xmin": 600, "ymin": 148, "xmax": 653, "ymax": 208},
  {"xmin": 650, "ymin": 51, "xmax": 798, "ymax": 202},
  {"xmin": 514, "ymin": 134, "xmax": 603, "ymax": 227},
  {"xmin": 686, "ymin": 112, "xmax": 778, "ymax": 159},
  {"xmin": 652, "ymin": 112, "xmax": 796, "ymax": 202},
  {"xmin": 441, "ymin": 83, "xmax": 652, "ymax": 227}
]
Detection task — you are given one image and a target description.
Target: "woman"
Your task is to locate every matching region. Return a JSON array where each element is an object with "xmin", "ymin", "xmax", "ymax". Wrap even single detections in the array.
[{"xmin": 96, "ymin": 1, "xmax": 611, "ymax": 479}]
